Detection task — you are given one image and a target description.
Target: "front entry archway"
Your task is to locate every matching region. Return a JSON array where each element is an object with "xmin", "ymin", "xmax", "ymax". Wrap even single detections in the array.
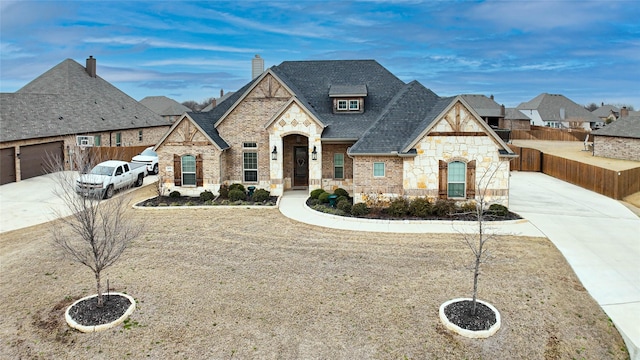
[
  {"xmin": 282, "ymin": 134, "xmax": 309, "ymax": 189},
  {"xmin": 293, "ymin": 146, "xmax": 308, "ymax": 187}
]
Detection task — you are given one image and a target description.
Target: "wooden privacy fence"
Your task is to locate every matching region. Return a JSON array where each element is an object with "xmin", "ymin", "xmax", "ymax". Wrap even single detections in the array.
[
  {"xmin": 509, "ymin": 145, "xmax": 640, "ymax": 200},
  {"xmin": 511, "ymin": 126, "xmax": 591, "ymax": 142},
  {"xmin": 86, "ymin": 145, "xmax": 149, "ymax": 164}
]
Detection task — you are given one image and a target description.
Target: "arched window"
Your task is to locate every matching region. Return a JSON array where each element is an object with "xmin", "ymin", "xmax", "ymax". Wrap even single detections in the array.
[
  {"xmin": 181, "ymin": 155, "xmax": 196, "ymax": 186},
  {"xmin": 447, "ymin": 161, "xmax": 466, "ymax": 198}
]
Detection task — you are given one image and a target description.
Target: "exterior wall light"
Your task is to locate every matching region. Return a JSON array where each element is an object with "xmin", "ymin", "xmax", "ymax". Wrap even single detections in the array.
[
  {"xmin": 271, "ymin": 146, "xmax": 277, "ymax": 160},
  {"xmin": 311, "ymin": 146, "xmax": 318, "ymax": 161}
]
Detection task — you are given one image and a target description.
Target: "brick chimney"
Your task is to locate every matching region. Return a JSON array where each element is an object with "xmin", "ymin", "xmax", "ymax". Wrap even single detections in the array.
[
  {"xmin": 86, "ymin": 56, "xmax": 97, "ymax": 78},
  {"xmin": 620, "ymin": 106, "xmax": 629, "ymax": 118},
  {"xmin": 500, "ymin": 104, "xmax": 505, "ymax": 116}
]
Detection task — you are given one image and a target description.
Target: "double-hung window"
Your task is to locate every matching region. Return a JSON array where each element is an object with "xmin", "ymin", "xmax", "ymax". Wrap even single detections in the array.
[
  {"xmin": 115, "ymin": 132, "xmax": 122, "ymax": 147},
  {"xmin": 334, "ymin": 153, "xmax": 344, "ymax": 179},
  {"xmin": 243, "ymin": 142, "xmax": 258, "ymax": 182},
  {"xmin": 94, "ymin": 135, "xmax": 101, "ymax": 146},
  {"xmin": 373, "ymin": 162, "xmax": 385, "ymax": 177},
  {"xmin": 181, "ymin": 155, "xmax": 196, "ymax": 186},
  {"xmin": 447, "ymin": 161, "xmax": 466, "ymax": 198}
]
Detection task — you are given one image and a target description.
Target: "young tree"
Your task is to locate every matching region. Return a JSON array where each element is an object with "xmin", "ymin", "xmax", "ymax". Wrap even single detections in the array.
[{"xmin": 46, "ymin": 148, "xmax": 142, "ymax": 307}]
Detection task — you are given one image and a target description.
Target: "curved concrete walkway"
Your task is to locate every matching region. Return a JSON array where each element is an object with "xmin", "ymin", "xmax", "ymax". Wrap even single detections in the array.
[{"xmin": 279, "ymin": 171, "xmax": 640, "ymax": 360}]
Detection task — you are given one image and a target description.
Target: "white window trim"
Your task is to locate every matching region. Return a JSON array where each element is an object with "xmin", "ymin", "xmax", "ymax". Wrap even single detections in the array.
[
  {"xmin": 181, "ymin": 155, "xmax": 197, "ymax": 187},
  {"xmin": 373, "ymin": 162, "xmax": 385, "ymax": 177},
  {"xmin": 337, "ymin": 100, "xmax": 348, "ymax": 110},
  {"xmin": 243, "ymin": 151, "xmax": 258, "ymax": 183},
  {"xmin": 447, "ymin": 161, "xmax": 466, "ymax": 198},
  {"xmin": 334, "ymin": 153, "xmax": 344, "ymax": 179},
  {"xmin": 349, "ymin": 100, "xmax": 359, "ymax": 110}
]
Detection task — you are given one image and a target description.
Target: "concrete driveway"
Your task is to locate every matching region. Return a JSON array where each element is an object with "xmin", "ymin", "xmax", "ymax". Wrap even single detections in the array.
[
  {"xmin": 509, "ymin": 171, "xmax": 640, "ymax": 360},
  {"xmin": 0, "ymin": 172, "xmax": 157, "ymax": 233}
]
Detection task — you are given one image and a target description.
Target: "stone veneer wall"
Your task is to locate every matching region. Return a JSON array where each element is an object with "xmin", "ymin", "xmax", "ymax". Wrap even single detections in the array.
[
  {"xmin": 157, "ymin": 143, "xmax": 221, "ymax": 197},
  {"xmin": 593, "ymin": 136, "xmax": 640, "ymax": 161},
  {"xmin": 352, "ymin": 156, "xmax": 404, "ymax": 206}
]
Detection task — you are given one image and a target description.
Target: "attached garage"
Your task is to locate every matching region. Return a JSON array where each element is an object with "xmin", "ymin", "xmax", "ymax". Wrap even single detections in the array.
[
  {"xmin": 1, "ymin": 147, "xmax": 16, "ymax": 185},
  {"xmin": 19, "ymin": 141, "xmax": 64, "ymax": 181}
]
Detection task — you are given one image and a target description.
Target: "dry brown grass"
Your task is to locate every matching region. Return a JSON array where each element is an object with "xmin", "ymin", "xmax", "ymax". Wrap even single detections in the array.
[{"xmin": 0, "ymin": 187, "xmax": 629, "ymax": 359}]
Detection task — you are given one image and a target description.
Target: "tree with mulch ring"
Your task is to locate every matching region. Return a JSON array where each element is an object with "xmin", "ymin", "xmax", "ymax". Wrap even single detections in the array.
[{"xmin": 65, "ymin": 292, "xmax": 136, "ymax": 332}]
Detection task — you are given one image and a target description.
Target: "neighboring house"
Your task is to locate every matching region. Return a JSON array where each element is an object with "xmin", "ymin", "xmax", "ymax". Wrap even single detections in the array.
[
  {"xmin": 200, "ymin": 90, "xmax": 235, "ymax": 112},
  {"xmin": 460, "ymin": 94, "xmax": 504, "ymax": 128},
  {"xmin": 0, "ymin": 56, "xmax": 170, "ymax": 185},
  {"xmin": 502, "ymin": 108, "xmax": 532, "ymax": 131},
  {"xmin": 140, "ymin": 96, "xmax": 191, "ymax": 123},
  {"xmin": 592, "ymin": 116, "xmax": 640, "ymax": 161},
  {"xmin": 154, "ymin": 60, "xmax": 516, "ymax": 206},
  {"xmin": 591, "ymin": 104, "xmax": 620, "ymax": 126},
  {"xmin": 517, "ymin": 93, "xmax": 601, "ymax": 131}
]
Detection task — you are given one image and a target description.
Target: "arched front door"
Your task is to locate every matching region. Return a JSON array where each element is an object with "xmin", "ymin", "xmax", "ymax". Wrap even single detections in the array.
[{"xmin": 293, "ymin": 146, "xmax": 308, "ymax": 187}]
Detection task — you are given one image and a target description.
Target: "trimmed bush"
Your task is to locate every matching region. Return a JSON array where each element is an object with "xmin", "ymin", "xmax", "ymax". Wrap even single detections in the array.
[
  {"xmin": 488, "ymin": 203, "xmax": 509, "ymax": 217},
  {"xmin": 310, "ymin": 188, "xmax": 326, "ymax": 199},
  {"xmin": 169, "ymin": 190, "xmax": 181, "ymax": 198},
  {"xmin": 333, "ymin": 188, "xmax": 349, "ymax": 198},
  {"xmin": 351, "ymin": 202, "xmax": 370, "ymax": 216},
  {"xmin": 218, "ymin": 184, "xmax": 229, "ymax": 199},
  {"xmin": 229, "ymin": 183, "xmax": 245, "ymax": 192},
  {"xmin": 308, "ymin": 198, "xmax": 321, "ymax": 206},
  {"xmin": 433, "ymin": 199, "xmax": 456, "ymax": 217},
  {"xmin": 408, "ymin": 197, "xmax": 432, "ymax": 218},
  {"xmin": 199, "ymin": 190, "xmax": 215, "ymax": 202},
  {"xmin": 336, "ymin": 195, "xmax": 349, "ymax": 204},
  {"xmin": 337, "ymin": 199, "xmax": 352, "ymax": 214},
  {"xmin": 458, "ymin": 201, "xmax": 478, "ymax": 214},
  {"xmin": 318, "ymin": 192, "xmax": 331, "ymax": 203},
  {"xmin": 228, "ymin": 189, "xmax": 246, "ymax": 202},
  {"xmin": 252, "ymin": 188, "xmax": 270, "ymax": 203},
  {"xmin": 387, "ymin": 197, "xmax": 409, "ymax": 217}
]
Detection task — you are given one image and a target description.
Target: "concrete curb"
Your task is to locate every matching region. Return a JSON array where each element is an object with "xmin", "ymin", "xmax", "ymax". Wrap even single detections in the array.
[
  {"xmin": 439, "ymin": 298, "xmax": 501, "ymax": 339},
  {"xmin": 65, "ymin": 292, "xmax": 136, "ymax": 333}
]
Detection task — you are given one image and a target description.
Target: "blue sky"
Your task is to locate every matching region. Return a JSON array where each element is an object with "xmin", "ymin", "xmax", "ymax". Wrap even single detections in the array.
[{"xmin": 1, "ymin": 0, "xmax": 638, "ymax": 108}]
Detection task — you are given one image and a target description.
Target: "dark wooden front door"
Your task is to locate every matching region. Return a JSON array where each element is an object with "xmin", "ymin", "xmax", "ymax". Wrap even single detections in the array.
[{"xmin": 293, "ymin": 146, "xmax": 308, "ymax": 187}]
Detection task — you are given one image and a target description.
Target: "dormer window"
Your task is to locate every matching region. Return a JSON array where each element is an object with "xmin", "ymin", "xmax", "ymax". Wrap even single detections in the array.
[{"xmin": 329, "ymin": 84, "xmax": 367, "ymax": 114}]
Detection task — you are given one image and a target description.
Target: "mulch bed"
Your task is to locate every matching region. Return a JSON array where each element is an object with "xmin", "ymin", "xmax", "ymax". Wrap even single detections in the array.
[
  {"xmin": 444, "ymin": 300, "xmax": 497, "ymax": 331},
  {"xmin": 67, "ymin": 294, "xmax": 132, "ymax": 326},
  {"xmin": 138, "ymin": 195, "xmax": 278, "ymax": 207}
]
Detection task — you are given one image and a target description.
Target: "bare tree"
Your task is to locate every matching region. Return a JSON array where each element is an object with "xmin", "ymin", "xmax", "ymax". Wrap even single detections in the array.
[
  {"xmin": 457, "ymin": 163, "xmax": 505, "ymax": 315},
  {"xmin": 181, "ymin": 100, "xmax": 199, "ymax": 112},
  {"xmin": 46, "ymin": 147, "xmax": 142, "ymax": 307}
]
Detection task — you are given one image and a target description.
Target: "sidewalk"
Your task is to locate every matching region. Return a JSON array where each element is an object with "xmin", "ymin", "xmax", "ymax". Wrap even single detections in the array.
[{"xmin": 278, "ymin": 172, "xmax": 640, "ymax": 360}]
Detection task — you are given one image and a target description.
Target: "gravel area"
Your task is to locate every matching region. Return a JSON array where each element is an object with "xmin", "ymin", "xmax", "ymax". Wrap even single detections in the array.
[{"xmin": 0, "ymin": 187, "xmax": 628, "ymax": 359}]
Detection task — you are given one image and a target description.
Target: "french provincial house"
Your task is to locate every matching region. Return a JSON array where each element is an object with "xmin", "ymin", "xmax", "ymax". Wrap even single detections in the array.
[
  {"xmin": 0, "ymin": 56, "xmax": 170, "ymax": 185},
  {"xmin": 154, "ymin": 60, "xmax": 517, "ymax": 206}
]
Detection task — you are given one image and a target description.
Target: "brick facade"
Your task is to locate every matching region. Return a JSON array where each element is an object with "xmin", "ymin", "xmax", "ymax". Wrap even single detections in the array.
[{"xmin": 593, "ymin": 136, "xmax": 640, "ymax": 161}]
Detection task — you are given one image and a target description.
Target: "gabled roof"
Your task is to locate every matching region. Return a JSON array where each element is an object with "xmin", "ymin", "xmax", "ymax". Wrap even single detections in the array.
[
  {"xmin": 460, "ymin": 94, "xmax": 503, "ymax": 118},
  {"xmin": 516, "ymin": 93, "xmax": 600, "ymax": 123},
  {"xmin": 592, "ymin": 116, "xmax": 640, "ymax": 139},
  {"xmin": 140, "ymin": 96, "xmax": 191, "ymax": 116},
  {"xmin": 154, "ymin": 112, "xmax": 229, "ymax": 151},
  {"xmin": 504, "ymin": 108, "xmax": 531, "ymax": 120},
  {"xmin": 591, "ymin": 105, "xmax": 619, "ymax": 118},
  {"xmin": 0, "ymin": 58, "xmax": 168, "ymax": 143}
]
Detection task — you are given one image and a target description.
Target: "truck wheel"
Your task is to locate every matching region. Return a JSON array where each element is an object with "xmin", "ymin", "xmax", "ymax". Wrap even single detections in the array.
[
  {"xmin": 104, "ymin": 185, "xmax": 114, "ymax": 199},
  {"xmin": 152, "ymin": 164, "xmax": 158, "ymax": 175},
  {"xmin": 135, "ymin": 174, "xmax": 144, "ymax": 187}
]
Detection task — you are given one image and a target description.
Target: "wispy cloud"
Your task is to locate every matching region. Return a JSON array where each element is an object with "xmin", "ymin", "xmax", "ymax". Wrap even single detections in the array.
[{"xmin": 84, "ymin": 36, "xmax": 257, "ymax": 53}]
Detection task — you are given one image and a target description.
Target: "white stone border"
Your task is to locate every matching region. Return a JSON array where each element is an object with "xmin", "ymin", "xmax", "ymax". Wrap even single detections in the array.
[
  {"xmin": 65, "ymin": 292, "xmax": 136, "ymax": 333},
  {"xmin": 439, "ymin": 297, "xmax": 501, "ymax": 339}
]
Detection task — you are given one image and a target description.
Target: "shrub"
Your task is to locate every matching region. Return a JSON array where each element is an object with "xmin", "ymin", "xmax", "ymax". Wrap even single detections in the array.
[
  {"xmin": 199, "ymin": 190, "xmax": 215, "ymax": 202},
  {"xmin": 310, "ymin": 188, "xmax": 326, "ymax": 199},
  {"xmin": 308, "ymin": 198, "xmax": 321, "ymax": 206},
  {"xmin": 169, "ymin": 190, "xmax": 181, "ymax": 198},
  {"xmin": 337, "ymin": 199, "xmax": 352, "ymax": 214},
  {"xmin": 228, "ymin": 189, "xmax": 246, "ymax": 202},
  {"xmin": 252, "ymin": 188, "xmax": 270, "ymax": 203},
  {"xmin": 433, "ymin": 199, "xmax": 456, "ymax": 217},
  {"xmin": 387, "ymin": 197, "xmax": 409, "ymax": 217},
  {"xmin": 318, "ymin": 192, "xmax": 331, "ymax": 203},
  {"xmin": 333, "ymin": 188, "xmax": 349, "ymax": 198},
  {"xmin": 458, "ymin": 201, "xmax": 478, "ymax": 214},
  {"xmin": 229, "ymin": 183, "xmax": 246, "ymax": 193},
  {"xmin": 336, "ymin": 195, "xmax": 349, "ymax": 204},
  {"xmin": 408, "ymin": 197, "xmax": 432, "ymax": 218},
  {"xmin": 488, "ymin": 203, "xmax": 509, "ymax": 217},
  {"xmin": 218, "ymin": 184, "xmax": 229, "ymax": 199},
  {"xmin": 351, "ymin": 202, "xmax": 370, "ymax": 216}
]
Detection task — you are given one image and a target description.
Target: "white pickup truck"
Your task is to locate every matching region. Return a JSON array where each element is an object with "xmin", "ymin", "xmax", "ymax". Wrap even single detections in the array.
[{"xmin": 76, "ymin": 160, "xmax": 147, "ymax": 199}]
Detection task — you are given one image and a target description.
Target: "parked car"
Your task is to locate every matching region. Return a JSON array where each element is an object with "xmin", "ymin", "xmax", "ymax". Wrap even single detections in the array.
[
  {"xmin": 132, "ymin": 147, "xmax": 159, "ymax": 175},
  {"xmin": 76, "ymin": 160, "xmax": 147, "ymax": 199}
]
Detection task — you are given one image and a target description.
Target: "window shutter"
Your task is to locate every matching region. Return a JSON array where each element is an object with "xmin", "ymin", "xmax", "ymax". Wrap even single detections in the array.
[
  {"xmin": 466, "ymin": 160, "xmax": 476, "ymax": 199},
  {"xmin": 196, "ymin": 154, "xmax": 203, "ymax": 187},
  {"xmin": 438, "ymin": 160, "xmax": 448, "ymax": 199},
  {"xmin": 173, "ymin": 154, "xmax": 182, "ymax": 186}
]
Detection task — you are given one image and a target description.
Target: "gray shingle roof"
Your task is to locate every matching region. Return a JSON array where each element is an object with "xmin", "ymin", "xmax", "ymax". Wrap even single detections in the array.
[
  {"xmin": 1, "ymin": 58, "xmax": 168, "ymax": 142},
  {"xmin": 140, "ymin": 96, "xmax": 191, "ymax": 116},
  {"xmin": 187, "ymin": 112, "xmax": 230, "ymax": 149},
  {"xmin": 516, "ymin": 93, "xmax": 600, "ymax": 123},
  {"xmin": 460, "ymin": 95, "xmax": 503, "ymax": 118},
  {"xmin": 591, "ymin": 105, "xmax": 619, "ymax": 118},
  {"xmin": 504, "ymin": 108, "xmax": 531, "ymax": 120},
  {"xmin": 328, "ymin": 85, "xmax": 367, "ymax": 97},
  {"xmin": 592, "ymin": 116, "xmax": 640, "ymax": 139}
]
